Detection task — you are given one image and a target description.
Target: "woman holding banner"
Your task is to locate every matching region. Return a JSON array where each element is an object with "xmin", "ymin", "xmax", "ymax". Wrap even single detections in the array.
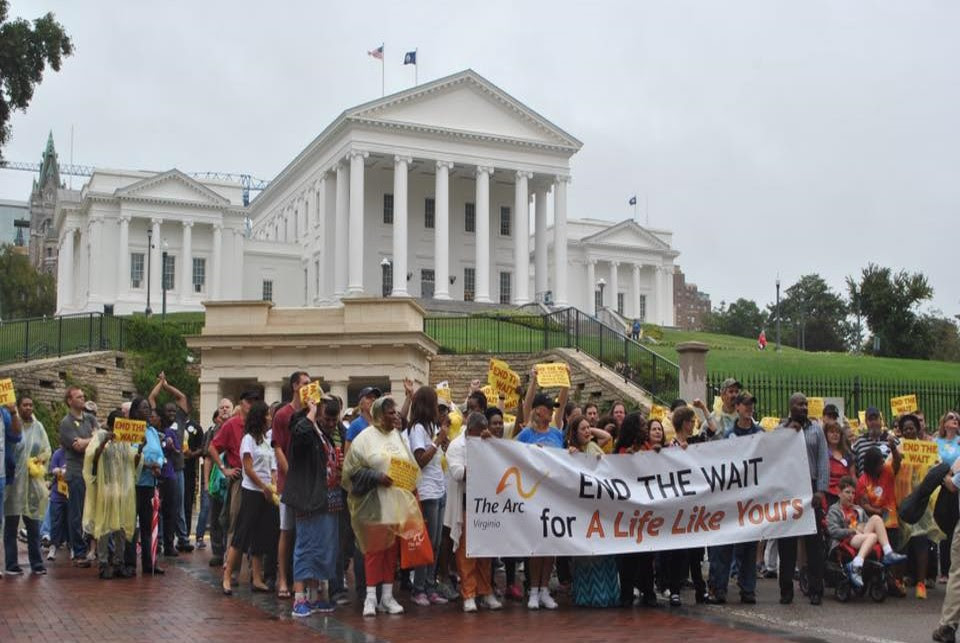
[
  {"xmin": 667, "ymin": 406, "xmax": 709, "ymax": 604},
  {"xmin": 342, "ymin": 396, "xmax": 423, "ymax": 617}
]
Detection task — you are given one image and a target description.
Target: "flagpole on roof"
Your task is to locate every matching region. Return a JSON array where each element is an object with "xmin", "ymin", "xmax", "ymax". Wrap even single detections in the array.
[
  {"xmin": 381, "ymin": 42, "xmax": 385, "ymax": 97},
  {"xmin": 415, "ymin": 48, "xmax": 418, "ymax": 85},
  {"xmin": 634, "ymin": 189, "xmax": 638, "ymax": 222}
]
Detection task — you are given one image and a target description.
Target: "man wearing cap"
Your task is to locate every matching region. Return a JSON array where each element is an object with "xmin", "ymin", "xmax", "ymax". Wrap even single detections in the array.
[
  {"xmin": 344, "ymin": 387, "xmax": 381, "ymax": 452},
  {"xmin": 708, "ymin": 391, "xmax": 763, "ymax": 605},
  {"xmin": 709, "ymin": 378, "xmax": 741, "ymax": 440},
  {"xmin": 852, "ymin": 407, "xmax": 898, "ymax": 476},
  {"xmin": 777, "ymin": 392, "xmax": 830, "ymax": 606}
]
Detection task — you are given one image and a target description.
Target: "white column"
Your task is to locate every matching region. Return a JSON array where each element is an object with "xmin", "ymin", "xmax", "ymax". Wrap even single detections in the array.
[
  {"xmin": 347, "ymin": 150, "xmax": 368, "ymax": 296},
  {"xmin": 117, "ymin": 216, "xmax": 130, "ymax": 295},
  {"xmin": 334, "ymin": 162, "xmax": 348, "ymax": 298},
  {"xmin": 315, "ymin": 178, "xmax": 326, "ymax": 233},
  {"xmin": 59, "ymin": 227, "xmax": 75, "ymax": 311},
  {"xmin": 150, "ymin": 218, "xmax": 163, "ymax": 301},
  {"xmin": 534, "ymin": 186, "xmax": 548, "ymax": 301},
  {"xmin": 513, "ymin": 171, "xmax": 532, "ymax": 304},
  {"xmin": 474, "ymin": 165, "xmax": 493, "ymax": 303},
  {"xmin": 211, "ymin": 222, "xmax": 222, "ymax": 299},
  {"xmin": 392, "ymin": 155, "xmax": 410, "ymax": 297},
  {"xmin": 609, "ymin": 260, "xmax": 619, "ymax": 311},
  {"xmin": 654, "ymin": 265, "xmax": 664, "ymax": 325},
  {"xmin": 663, "ymin": 265, "xmax": 675, "ymax": 326},
  {"xmin": 298, "ymin": 196, "xmax": 306, "ymax": 238},
  {"xmin": 180, "ymin": 221, "xmax": 193, "ymax": 300},
  {"xmin": 632, "ymin": 263, "xmax": 642, "ymax": 320},
  {"xmin": 553, "ymin": 176, "xmax": 569, "ymax": 306},
  {"xmin": 586, "ymin": 259, "xmax": 596, "ymax": 315},
  {"xmin": 433, "ymin": 161, "xmax": 453, "ymax": 300},
  {"xmin": 87, "ymin": 216, "xmax": 103, "ymax": 303},
  {"xmin": 329, "ymin": 380, "xmax": 349, "ymax": 405}
]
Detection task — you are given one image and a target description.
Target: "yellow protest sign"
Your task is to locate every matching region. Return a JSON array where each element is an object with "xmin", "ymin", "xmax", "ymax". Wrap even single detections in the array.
[
  {"xmin": 890, "ymin": 394, "xmax": 918, "ymax": 418},
  {"xmin": 900, "ymin": 438, "xmax": 939, "ymax": 473},
  {"xmin": 388, "ymin": 457, "xmax": 420, "ymax": 492},
  {"xmin": 858, "ymin": 410, "xmax": 867, "ymax": 427},
  {"xmin": 299, "ymin": 381, "xmax": 323, "ymax": 405},
  {"xmin": 503, "ymin": 413, "xmax": 516, "ymax": 426},
  {"xmin": 760, "ymin": 417, "xmax": 781, "ymax": 431},
  {"xmin": 488, "ymin": 358, "xmax": 521, "ymax": 398},
  {"xmin": 847, "ymin": 418, "xmax": 860, "ymax": 431},
  {"xmin": 436, "ymin": 386, "xmax": 452, "ymax": 406},
  {"xmin": 503, "ymin": 393, "xmax": 520, "ymax": 411},
  {"xmin": 535, "ymin": 363, "xmax": 570, "ymax": 388},
  {"xmin": 807, "ymin": 397, "xmax": 825, "ymax": 419},
  {"xmin": 481, "ymin": 385, "xmax": 499, "ymax": 408},
  {"xmin": 114, "ymin": 418, "xmax": 147, "ymax": 443},
  {"xmin": 0, "ymin": 378, "xmax": 15, "ymax": 406},
  {"xmin": 649, "ymin": 405, "xmax": 667, "ymax": 422},
  {"xmin": 712, "ymin": 395, "xmax": 723, "ymax": 415}
]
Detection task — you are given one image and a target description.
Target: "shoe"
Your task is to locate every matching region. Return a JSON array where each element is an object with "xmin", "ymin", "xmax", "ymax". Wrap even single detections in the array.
[
  {"xmin": 164, "ymin": 549, "xmax": 179, "ymax": 558},
  {"xmin": 932, "ymin": 624, "xmax": 957, "ymax": 643},
  {"xmin": 362, "ymin": 597, "xmax": 377, "ymax": 617},
  {"xmin": 641, "ymin": 593, "xmax": 661, "ymax": 608},
  {"xmin": 221, "ymin": 583, "xmax": 232, "ymax": 596},
  {"xmin": 18, "ymin": 527, "xmax": 28, "ymax": 543},
  {"xmin": 32, "ymin": 566, "xmax": 47, "ymax": 575},
  {"xmin": 506, "ymin": 584, "xmax": 524, "ymax": 601},
  {"xmin": 883, "ymin": 551, "xmax": 908, "ymax": 566},
  {"xmin": 310, "ymin": 600, "xmax": 335, "ymax": 614},
  {"xmin": 116, "ymin": 566, "xmax": 136, "ymax": 579},
  {"xmin": 208, "ymin": 557, "xmax": 223, "ymax": 567},
  {"xmin": 707, "ymin": 592, "xmax": 727, "ymax": 605},
  {"xmin": 695, "ymin": 591, "xmax": 708, "ymax": 604},
  {"xmin": 846, "ymin": 563, "xmax": 864, "ymax": 589},
  {"xmin": 176, "ymin": 542, "xmax": 195, "ymax": 553},
  {"xmin": 438, "ymin": 582, "xmax": 460, "ymax": 601},
  {"xmin": 412, "ymin": 592, "xmax": 430, "ymax": 606},
  {"xmin": 5, "ymin": 566, "xmax": 24, "ymax": 575},
  {"xmin": 669, "ymin": 594, "xmax": 682, "ymax": 607},
  {"xmin": 99, "ymin": 566, "xmax": 114, "ymax": 580},
  {"xmin": 196, "ymin": 540, "xmax": 207, "ymax": 550},
  {"xmin": 809, "ymin": 592, "xmax": 822, "ymax": 606},
  {"xmin": 740, "ymin": 592, "xmax": 757, "ymax": 604},
  {"xmin": 427, "ymin": 591, "xmax": 448, "ymax": 605},
  {"xmin": 41, "ymin": 534, "xmax": 51, "ymax": 547},
  {"xmin": 779, "ymin": 590, "xmax": 793, "ymax": 605},
  {"xmin": 291, "ymin": 600, "xmax": 311, "ymax": 617},
  {"xmin": 379, "ymin": 596, "xmax": 404, "ymax": 614},
  {"xmin": 917, "ymin": 583, "xmax": 928, "ymax": 600},
  {"xmin": 890, "ymin": 578, "xmax": 907, "ymax": 598},
  {"xmin": 763, "ymin": 570, "xmax": 778, "ymax": 579},
  {"xmin": 482, "ymin": 594, "xmax": 503, "ymax": 610},
  {"xmin": 46, "ymin": 546, "xmax": 56, "ymax": 561},
  {"xmin": 539, "ymin": 588, "xmax": 558, "ymax": 609},
  {"xmin": 332, "ymin": 591, "xmax": 351, "ymax": 606},
  {"xmin": 939, "ymin": 575, "xmax": 950, "ymax": 585},
  {"xmin": 463, "ymin": 597, "xmax": 478, "ymax": 612},
  {"xmin": 143, "ymin": 566, "xmax": 165, "ymax": 575},
  {"xmin": 72, "ymin": 558, "xmax": 91, "ymax": 568},
  {"xmin": 527, "ymin": 591, "xmax": 540, "ymax": 610}
]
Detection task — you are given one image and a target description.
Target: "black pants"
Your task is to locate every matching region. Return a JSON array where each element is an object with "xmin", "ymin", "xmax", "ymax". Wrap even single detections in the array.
[
  {"xmin": 134, "ymin": 485, "xmax": 157, "ymax": 570},
  {"xmin": 779, "ymin": 502, "xmax": 825, "ymax": 600},
  {"xmin": 159, "ymin": 476, "xmax": 178, "ymax": 553},
  {"xmin": 183, "ymin": 463, "xmax": 197, "ymax": 539},
  {"xmin": 664, "ymin": 547, "xmax": 706, "ymax": 595},
  {"xmin": 617, "ymin": 552, "xmax": 655, "ymax": 604}
]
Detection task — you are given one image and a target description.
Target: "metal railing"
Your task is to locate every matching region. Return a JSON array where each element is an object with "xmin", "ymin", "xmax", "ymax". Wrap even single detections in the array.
[{"xmin": 424, "ymin": 307, "xmax": 679, "ymax": 404}]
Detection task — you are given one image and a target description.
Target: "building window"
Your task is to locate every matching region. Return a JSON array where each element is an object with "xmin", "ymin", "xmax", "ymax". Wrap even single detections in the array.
[
  {"xmin": 262, "ymin": 280, "xmax": 273, "ymax": 302},
  {"xmin": 638, "ymin": 294, "xmax": 646, "ymax": 322},
  {"xmin": 464, "ymin": 202, "xmax": 475, "ymax": 233},
  {"xmin": 315, "ymin": 259, "xmax": 321, "ymax": 296},
  {"xmin": 381, "ymin": 261, "xmax": 393, "ymax": 297},
  {"xmin": 192, "ymin": 257, "xmax": 206, "ymax": 293},
  {"xmin": 464, "ymin": 267, "xmax": 476, "ymax": 302},
  {"xmin": 383, "ymin": 193, "xmax": 394, "ymax": 224},
  {"xmin": 499, "ymin": 271, "xmax": 512, "ymax": 304},
  {"xmin": 617, "ymin": 293, "xmax": 624, "ymax": 315},
  {"xmin": 424, "ymin": 198, "xmax": 435, "ymax": 229},
  {"xmin": 162, "ymin": 254, "xmax": 175, "ymax": 290},
  {"xmin": 130, "ymin": 253, "xmax": 144, "ymax": 289},
  {"xmin": 421, "ymin": 269, "xmax": 435, "ymax": 299},
  {"xmin": 499, "ymin": 206, "xmax": 511, "ymax": 236},
  {"xmin": 594, "ymin": 289, "xmax": 603, "ymax": 315}
]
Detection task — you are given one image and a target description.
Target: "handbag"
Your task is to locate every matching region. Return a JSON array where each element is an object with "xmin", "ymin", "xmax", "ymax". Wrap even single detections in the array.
[{"xmin": 400, "ymin": 521, "xmax": 434, "ymax": 569}]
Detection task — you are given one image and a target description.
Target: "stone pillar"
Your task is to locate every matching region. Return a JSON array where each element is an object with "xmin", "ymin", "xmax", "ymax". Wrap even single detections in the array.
[
  {"xmin": 534, "ymin": 186, "xmax": 548, "ymax": 301},
  {"xmin": 87, "ymin": 215, "xmax": 104, "ymax": 303},
  {"xmin": 664, "ymin": 265, "xmax": 675, "ymax": 326},
  {"xmin": 474, "ymin": 165, "xmax": 493, "ymax": 303},
  {"xmin": 553, "ymin": 176, "xmax": 569, "ymax": 306},
  {"xmin": 609, "ymin": 260, "xmax": 619, "ymax": 311},
  {"xmin": 347, "ymin": 150, "xmax": 368, "ymax": 296},
  {"xmin": 59, "ymin": 227, "xmax": 75, "ymax": 311},
  {"xmin": 329, "ymin": 380, "xmax": 349, "ymax": 407},
  {"xmin": 262, "ymin": 380, "xmax": 283, "ymax": 405},
  {"xmin": 117, "ymin": 216, "xmax": 130, "ymax": 294},
  {"xmin": 199, "ymin": 377, "xmax": 220, "ymax": 437},
  {"xmin": 513, "ymin": 171, "xmax": 532, "ymax": 304},
  {"xmin": 632, "ymin": 263, "xmax": 642, "ymax": 321},
  {"xmin": 180, "ymin": 221, "xmax": 193, "ymax": 300},
  {"xmin": 150, "ymin": 218, "xmax": 163, "ymax": 301},
  {"xmin": 655, "ymin": 265, "xmax": 666, "ymax": 325},
  {"xmin": 433, "ymin": 161, "xmax": 453, "ymax": 300},
  {"xmin": 676, "ymin": 341, "xmax": 709, "ymax": 404},
  {"xmin": 334, "ymin": 162, "xmax": 348, "ymax": 298},
  {"xmin": 211, "ymin": 222, "xmax": 222, "ymax": 299},
  {"xmin": 392, "ymin": 155, "xmax": 411, "ymax": 297},
  {"xmin": 586, "ymin": 259, "xmax": 596, "ymax": 315},
  {"xmin": 315, "ymin": 177, "xmax": 326, "ymax": 234}
]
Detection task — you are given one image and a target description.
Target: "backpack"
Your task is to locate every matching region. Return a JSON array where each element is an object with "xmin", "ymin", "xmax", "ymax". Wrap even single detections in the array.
[{"xmin": 208, "ymin": 454, "xmax": 228, "ymax": 500}]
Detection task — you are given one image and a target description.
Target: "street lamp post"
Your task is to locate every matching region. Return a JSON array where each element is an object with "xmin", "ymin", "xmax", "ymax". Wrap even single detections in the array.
[
  {"xmin": 775, "ymin": 277, "xmax": 781, "ymax": 352},
  {"xmin": 596, "ymin": 278, "xmax": 606, "ymax": 316},
  {"xmin": 145, "ymin": 228, "xmax": 153, "ymax": 316}
]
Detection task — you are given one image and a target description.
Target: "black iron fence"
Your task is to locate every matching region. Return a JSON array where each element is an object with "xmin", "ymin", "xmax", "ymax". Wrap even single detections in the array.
[
  {"xmin": 707, "ymin": 373, "xmax": 960, "ymax": 425},
  {"xmin": 0, "ymin": 313, "xmax": 204, "ymax": 366},
  {"xmin": 424, "ymin": 307, "xmax": 680, "ymax": 404}
]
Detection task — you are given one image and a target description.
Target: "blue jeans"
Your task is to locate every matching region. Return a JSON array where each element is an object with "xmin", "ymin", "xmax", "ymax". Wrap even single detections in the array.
[
  {"xmin": 413, "ymin": 495, "xmax": 445, "ymax": 594},
  {"xmin": 175, "ymin": 470, "xmax": 188, "ymax": 544},
  {"xmin": 709, "ymin": 541, "xmax": 757, "ymax": 596},
  {"xmin": 66, "ymin": 476, "xmax": 87, "ymax": 559},
  {"xmin": 41, "ymin": 502, "xmax": 51, "ymax": 538},
  {"xmin": 195, "ymin": 485, "xmax": 210, "ymax": 541},
  {"xmin": 49, "ymin": 501, "xmax": 67, "ymax": 547}
]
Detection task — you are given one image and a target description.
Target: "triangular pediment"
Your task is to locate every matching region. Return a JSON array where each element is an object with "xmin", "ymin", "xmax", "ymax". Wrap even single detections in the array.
[
  {"xmin": 580, "ymin": 220, "xmax": 674, "ymax": 252},
  {"xmin": 116, "ymin": 169, "xmax": 229, "ymax": 206},
  {"xmin": 347, "ymin": 70, "xmax": 582, "ymax": 151}
]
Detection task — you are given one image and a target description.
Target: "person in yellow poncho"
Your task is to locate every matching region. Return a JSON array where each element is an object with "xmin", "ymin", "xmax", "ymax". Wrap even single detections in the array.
[
  {"xmin": 4, "ymin": 397, "xmax": 50, "ymax": 574},
  {"xmin": 342, "ymin": 396, "xmax": 423, "ymax": 617},
  {"xmin": 83, "ymin": 409, "xmax": 141, "ymax": 579}
]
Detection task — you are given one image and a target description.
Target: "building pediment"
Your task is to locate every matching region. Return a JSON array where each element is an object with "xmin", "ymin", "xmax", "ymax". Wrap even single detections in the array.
[
  {"xmin": 346, "ymin": 70, "xmax": 583, "ymax": 153},
  {"xmin": 115, "ymin": 169, "xmax": 230, "ymax": 207},
  {"xmin": 579, "ymin": 220, "xmax": 677, "ymax": 255}
]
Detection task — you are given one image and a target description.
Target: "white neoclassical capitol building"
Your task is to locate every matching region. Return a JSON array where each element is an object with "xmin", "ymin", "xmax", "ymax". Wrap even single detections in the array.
[{"xmin": 53, "ymin": 70, "xmax": 677, "ymax": 324}]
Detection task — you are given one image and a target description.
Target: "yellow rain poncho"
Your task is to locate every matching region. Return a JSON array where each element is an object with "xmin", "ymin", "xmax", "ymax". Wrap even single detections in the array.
[
  {"xmin": 342, "ymin": 423, "xmax": 423, "ymax": 554},
  {"xmin": 82, "ymin": 430, "xmax": 138, "ymax": 540},
  {"xmin": 4, "ymin": 419, "xmax": 51, "ymax": 520}
]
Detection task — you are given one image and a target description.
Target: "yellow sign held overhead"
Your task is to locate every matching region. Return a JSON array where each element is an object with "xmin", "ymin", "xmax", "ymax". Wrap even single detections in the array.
[
  {"xmin": 480, "ymin": 385, "xmax": 499, "ymax": 408},
  {"xmin": 890, "ymin": 394, "xmax": 918, "ymax": 418},
  {"xmin": 900, "ymin": 438, "xmax": 938, "ymax": 473},
  {"xmin": 807, "ymin": 397, "xmax": 825, "ymax": 419},
  {"xmin": 488, "ymin": 358, "xmax": 521, "ymax": 398},
  {"xmin": 535, "ymin": 363, "xmax": 570, "ymax": 389},
  {"xmin": 858, "ymin": 410, "xmax": 867, "ymax": 428},
  {"xmin": 299, "ymin": 381, "xmax": 323, "ymax": 405},
  {"xmin": 649, "ymin": 405, "xmax": 668, "ymax": 422},
  {"xmin": 760, "ymin": 417, "xmax": 781, "ymax": 431},
  {"xmin": 114, "ymin": 418, "xmax": 147, "ymax": 443},
  {"xmin": 436, "ymin": 386, "xmax": 453, "ymax": 406},
  {"xmin": 0, "ymin": 378, "xmax": 15, "ymax": 406}
]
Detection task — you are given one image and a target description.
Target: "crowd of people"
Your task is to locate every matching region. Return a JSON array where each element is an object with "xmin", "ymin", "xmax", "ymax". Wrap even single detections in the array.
[{"xmin": 3, "ymin": 368, "xmax": 960, "ymax": 641}]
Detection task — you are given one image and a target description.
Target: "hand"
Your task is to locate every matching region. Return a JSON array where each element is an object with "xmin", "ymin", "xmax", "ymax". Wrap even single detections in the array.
[
  {"xmin": 105, "ymin": 432, "xmax": 114, "ymax": 443},
  {"xmin": 436, "ymin": 425, "xmax": 449, "ymax": 449},
  {"xmin": 224, "ymin": 467, "xmax": 241, "ymax": 480},
  {"xmin": 403, "ymin": 377, "xmax": 415, "ymax": 397},
  {"xmin": 379, "ymin": 473, "xmax": 394, "ymax": 487},
  {"xmin": 306, "ymin": 400, "xmax": 317, "ymax": 421},
  {"xmin": 812, "ymin": 491, "xmax": 824, "ymax": 507},
  {"xmin": 469, "ymin": 379, "xmax": 481, "ymax": 393},
  {"xmin": 951, "ymin": 458, "xmax": 960, "ymax": 475},
  {"xmin": 263, "ymin": 486, "xmax": 274, "ymax": 502},
  {"xmin": 568, "ymin": 446, "xmax": 579, "ymax": 454},
  {"xmin": 158, "ymin": 371, "xmax": 166, "ymax": 382},
  {"xmin": 888, "ymin": 435, "xmax": 898, "ymax": 449},
  {"xmin": 692, "ymin": 399, "xmax": 707, "ymax": 411},
  {"xmin": 530, "ymin": 366, "xmax": 538, "ymax": 378},
  {"xmin": 480, "ymin": 429, "xmax": 493, "ymax": 440},
  {"xmin": 3, "ymin": 402, "xmax": 15, "ymax": 414}
]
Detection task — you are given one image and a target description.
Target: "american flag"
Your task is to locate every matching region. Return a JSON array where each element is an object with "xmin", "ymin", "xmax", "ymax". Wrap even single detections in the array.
[{"xmin": 368, "ymin": 45, "xmax": 384, "ymax": 60}]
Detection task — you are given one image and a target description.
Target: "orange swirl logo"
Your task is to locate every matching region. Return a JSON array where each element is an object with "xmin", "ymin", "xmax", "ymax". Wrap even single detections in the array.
[{"xmin": 496, "ymin": 467, "xmax": 548, "ymax": 499}]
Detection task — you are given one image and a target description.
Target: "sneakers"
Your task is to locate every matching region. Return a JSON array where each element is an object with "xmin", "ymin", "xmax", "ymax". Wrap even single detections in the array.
[
  {"xmin": 538, "ymin": 587, "xmax": 558, "ymax": 610},
  {"xmin": 208, "ymin": 556, "xmax": 223, "ymax": 567},
  {"xmin": 707, "ymin": 591, "xmax": 727, "ymax": 605},
  {"xmin": 463, "ymin": 597, "xmax": 478, "ymax": 612},
  {"xmin": 428, "ymin": 591, "xmax": 448, "ymax": 605},
  {"xmin": 932, "ymin": 624, "xmax": 957, "ymax": 643},
  {"xmin": 669, "ymin": 594, "xmax": 682, "ymax": 607},
  {"xmin": 5, "ymin": 566, "xmax": 23, "ymax": 576},
  {"xmin": 46, "ymin": 546, "xmax": 57, "ymax": 561},
  {"xmin": 362, "ymin": 597, "xmax": 378, "ymax": 617},
  {"xmin": 527, "ymin": 591, "xmax": 541, "ymax": 610},
  {"xmin": 740, "ymin": 592, "xmax": 756, "ymax": 605},
  {"xmin": 310, "ymin": 600, "xmax": 335, "ymax": 613},
  {"xmin": 438, "ymin": 581, "xmax": 460, "ymax": 601},
  {"xmin": 411, "ymin": 592, "xmax": 431, "ymax": 607},
  {"xmin": 292, "ymin": 600, "xmax": 312, "ymax": 618},
  {"xmin": 378, "ymin": 597, "xmax": 404, "ymax": 614},
  {"xmin": 917, "ymin": 583, "xmax": 928, "ymax": 600},
  {"xmin": 195, "ymin": 540, "xmax": 207, "ymax": 550},
  {"xmin": 846, "ymin": 563, "xmax": 864, "ymax": 589},
  {"xmin": 332, "ymin": 591, "xmax": 351, "ymax": 606},
  {"xmin": 32, "ymin": 566, "xmax": 47, "ymax": 575},
  {"xmin": 482, "ymin": 594, "xmax": 503, "ymax": 610},
  {"xmin": 41, "ymin": 534, "xmax": 51, "ymax": 547},
  {"xmin": 505, "ymin": 584, "xmax": 524, "ymax": 601},
  {"xmin": 176, "ymin": 542, "xmax": 195, "ymax": 553},
  {"xmin": 883, "ymin": 550, "xmax": 908, "ymax": 566}
]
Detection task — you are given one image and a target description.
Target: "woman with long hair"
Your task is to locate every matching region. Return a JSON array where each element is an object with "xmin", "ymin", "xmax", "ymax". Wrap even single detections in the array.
[
  {"xmin": 824, "ymin": 419, "xmax": 856, "ymax": 506},
  {"xmin": 667, "ymin": 406, "xmax": 708, "ymax": 604},
  {"xmin": 936, "ymin": 412, "xmax": 960, "ymax": 582}
]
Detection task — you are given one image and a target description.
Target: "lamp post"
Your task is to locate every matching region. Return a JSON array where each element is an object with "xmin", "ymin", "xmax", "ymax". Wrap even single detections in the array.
[
  {"xmin": 596, "ymin": 277, "xmax": 606, "ymax": 316},
  {"xmin": 145, "ymin": 227, "xmax": 153, "ymax": 316},
  {"xmin": 161, "ymin": 240, "xmax": 169, "ymax": 320},
  {"xmin": 775, "ymin": 277, "xmax": 781, "ymax": 352}
]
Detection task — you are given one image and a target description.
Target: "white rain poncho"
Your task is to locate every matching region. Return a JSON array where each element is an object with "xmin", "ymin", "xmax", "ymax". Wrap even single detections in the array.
[
  {"xmin": 3, "ymin": 419, "xmax": 51, "ymax": 520},
  {"xmin": 82, "ymin": 429, "xmax": 138, "ymax": 539}
]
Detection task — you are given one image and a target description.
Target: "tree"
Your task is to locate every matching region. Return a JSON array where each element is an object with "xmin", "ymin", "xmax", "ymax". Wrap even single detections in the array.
[
  {"xmin": 0, "ymin": 244, "xmax": 56, "ymax": 318},
  {"xmin": 703, "ymin": 298, "xmax": 766, "ymax": 339},
  {"xmin": 846, "ymin": 264, "xmax": 934, "ymax": 359},
  {"xmin": 768, "ymin": 274, "xmax": 849, "ymax": 352},
  {"xmin": 0, "ymin": 1, "xmax": 72, "ymax": 160},
  {"xmin": 921, "ymin": 315, "xmax": 960, "ymax": 362}
]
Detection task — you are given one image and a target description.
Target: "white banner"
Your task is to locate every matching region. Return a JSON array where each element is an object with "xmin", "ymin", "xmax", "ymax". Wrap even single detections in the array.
[{"xmin": 465, "ymin": 430, "xmax": 816, "ymax": 557}]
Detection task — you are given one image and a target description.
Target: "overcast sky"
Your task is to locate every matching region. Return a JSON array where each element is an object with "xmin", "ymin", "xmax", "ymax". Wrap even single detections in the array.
[{"xmin": 2, "ymin": 1, "xmax": 958, "ymax": 318}]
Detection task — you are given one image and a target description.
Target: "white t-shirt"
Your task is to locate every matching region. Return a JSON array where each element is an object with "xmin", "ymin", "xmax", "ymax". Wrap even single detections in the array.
[
  {"xmin": 408, "ymin": 422, "xmax": 446, "ymax": 501},
  {"xmin": 240, "ymin": 432, "xmax": 277, "ymax": 492}
]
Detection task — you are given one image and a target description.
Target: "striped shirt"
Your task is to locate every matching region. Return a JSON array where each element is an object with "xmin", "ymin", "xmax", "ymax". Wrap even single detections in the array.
[{"xmin": 851, "ymin": 432, "xmax": 898, "ymax": 476}]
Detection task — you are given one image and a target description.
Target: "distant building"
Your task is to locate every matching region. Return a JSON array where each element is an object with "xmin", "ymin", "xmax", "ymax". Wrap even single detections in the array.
[
  {"xmin": 28, "ymin": 133, "xmax": 78, "ymax": 274},
  {"xmin": 0, "ymin": 199, "xmax": 29, "ymax": 251},
  {"xmin": 673, "ymin": 267, "xmax": 711, "ymax": 330}
]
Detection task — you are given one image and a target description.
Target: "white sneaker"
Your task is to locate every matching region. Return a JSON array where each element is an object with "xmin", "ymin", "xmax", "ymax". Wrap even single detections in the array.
[
  {"xmin": 362, "ymin": 597, "xmax": 378, "ymax": 617},
  {"xmin": 47, "ymin": 546, "xmax": 56, "ymax": 561},
  {"xmin": 463, "ymin": 597, "xmax": 478, "ymax": 612},
  {"xmin": 539, "ymin": 588, "xmax": 558, "ymax": 610},
  {"xmin": 482, "ymin": 594, "xmax": 503, "ymax": 610},
  {"xmin": 527, "ymin": 592, "xmax": 541, "ymax": 610},
  {"xmin": 379, "ymin": 596, "xmax": 404, "ymax": 614}
]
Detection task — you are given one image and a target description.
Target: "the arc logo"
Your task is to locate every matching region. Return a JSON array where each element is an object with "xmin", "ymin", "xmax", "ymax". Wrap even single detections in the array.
[{"xmin": 495, "ymin": 466, "xmax": 549, "ymax": 499}]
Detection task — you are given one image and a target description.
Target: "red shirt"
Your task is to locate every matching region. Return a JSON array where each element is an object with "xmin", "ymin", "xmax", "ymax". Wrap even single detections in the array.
[
  {"xmin": 271, "ymin": 403, "xmax": 296, "ymax": 493},
  {"xmin": 855, "ymin": 461, "xmax": 898, "ymax": 528},
  {"xmin": 211, "ymin": 415, "xmax": 244, "ymax": 469}
]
